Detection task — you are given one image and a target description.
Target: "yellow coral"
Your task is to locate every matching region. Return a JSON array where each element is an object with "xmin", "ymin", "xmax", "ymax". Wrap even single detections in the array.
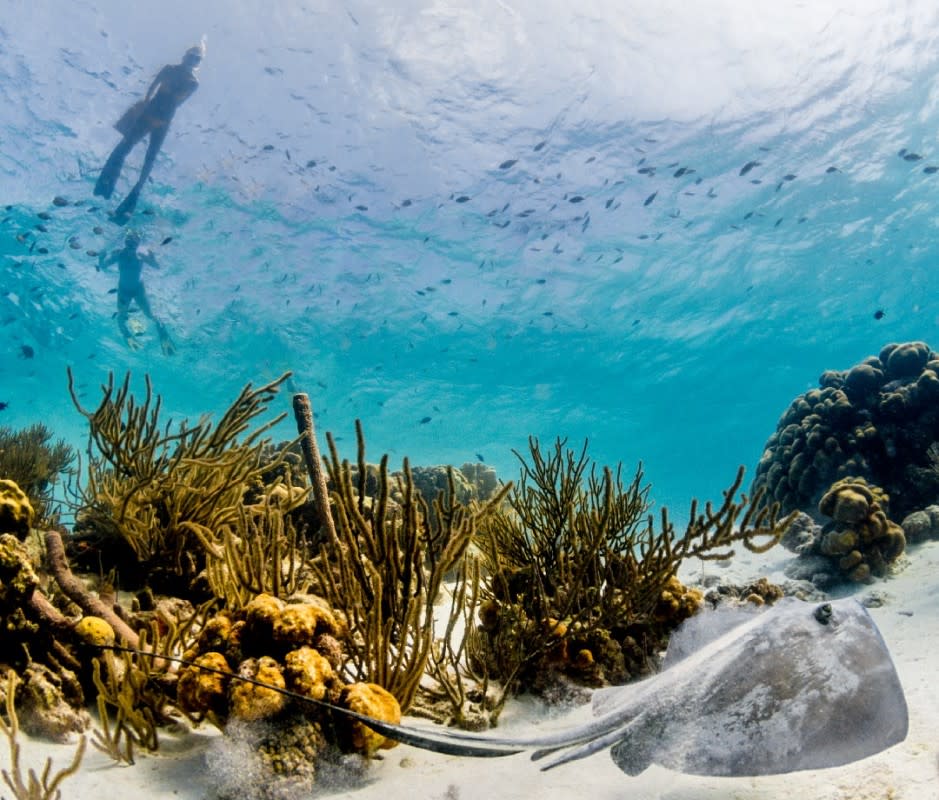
[
  {"xmin": 176, "ymin": 652, "xmax": 231, "ymax": 716},
  {"xmin": 338, "ymin": 682, "xmax": 401, "ymax": 756},
  {"xmin": 818, "ymin": 478, "xmax": 905, "ymax": 582},
  {"xmin": 283, "ymin": 646, "xmax": 335, "ymax": 701},
  {"xmin": 229, "ymin": 657, "xmax": 286, "ymax": 721},
  {"xmin": 74, "ymin": 616, "xmax": 115, "ymax": 648},
  {"xmin": 272, "ymin": 604, "xmax": 323, "ymax": 647},
  {"xmin": 243, "ymin": 593, "xmax": 285, "ymax": 646},
  {"xmin": 0, "ymin": 479, "xmax": 33, "ymax": 539}
]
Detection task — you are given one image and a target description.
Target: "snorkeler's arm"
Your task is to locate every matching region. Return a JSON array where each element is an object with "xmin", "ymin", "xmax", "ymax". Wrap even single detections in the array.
[
  {"xmin": 140, "ymin": 249, "xmax": 159, "ymax": 268},
  {"xmin": 97, "ymin": 250, "xmax": 118, "ymax": 271},
  {"xmin": 144, "ymin": 66, "xmax": 171, "ymax": 101}
]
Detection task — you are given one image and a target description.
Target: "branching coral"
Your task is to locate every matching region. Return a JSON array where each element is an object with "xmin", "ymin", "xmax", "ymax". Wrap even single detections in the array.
[
  {"xmin": 308, "ymin": 420, "xmax": 509, "ymax": 713},
  {"xmin": 1, "ymin": 670, "xmax": 86, "ymax": 800},
  {"xmin": 0, "ymin": 424, "xmax": 74, "ymax": 527},
  {"xmin": 67, "ymin": 368, "xmax": 301, "ymax": 595},
  {"xmin": 473, "ymin": 438, "xmax": 794, "ymax": 694}
]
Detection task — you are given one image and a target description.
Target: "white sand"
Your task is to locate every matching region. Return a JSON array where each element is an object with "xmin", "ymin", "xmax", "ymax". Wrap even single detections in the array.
[{"xmin": 7, "ymin": 540, "xmax": 939, "ymax": 800}]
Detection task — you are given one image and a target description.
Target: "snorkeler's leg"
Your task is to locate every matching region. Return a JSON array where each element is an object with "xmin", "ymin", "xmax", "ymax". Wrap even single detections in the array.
[
  {"xmin": 116, "ymin": 297, "xmax": 141, "ymax": 350},
  {"xmin": 95, "ymin": 132, "xmax": 140, "ymax": 199},
  {"xmin": 138, "ymin": 288, "xmax": 175, "ymax": 355},
  {"xmin": 115, "ymin": 126, "xmax": 168, "ymax": 217}
]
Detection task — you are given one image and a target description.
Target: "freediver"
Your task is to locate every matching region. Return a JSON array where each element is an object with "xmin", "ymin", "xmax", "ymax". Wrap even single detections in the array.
[
  {"xmin": 94, "ymin": 42, "xmax": 204, "ymax": 220},
  {"xmin": 97, "ymin": 230, "xmax": 176, "ymax": 354}
]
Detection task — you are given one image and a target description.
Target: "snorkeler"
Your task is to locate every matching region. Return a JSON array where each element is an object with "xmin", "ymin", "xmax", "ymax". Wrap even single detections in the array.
[
  {"xmin": 97, "ymin": 231, "xmax": 176, "ymax": 355},
  {"xmin": 94, "ymin": 42, "xmax": 205, "ymax": 219}
]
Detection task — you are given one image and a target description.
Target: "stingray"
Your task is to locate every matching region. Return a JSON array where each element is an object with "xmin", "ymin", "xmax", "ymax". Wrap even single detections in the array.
[
  {"xmin": 322, "ymin": 597, "xmax": 910, "ymax": 776},
  {"xmin": 104, "ymin": 597, "xmax": 908, "ymax": 777}
]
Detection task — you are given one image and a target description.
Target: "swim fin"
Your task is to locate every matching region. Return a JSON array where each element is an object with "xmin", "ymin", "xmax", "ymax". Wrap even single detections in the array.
[{"xmin": 94, "ymin": 167, "xmax": 118, "ymax": 199}]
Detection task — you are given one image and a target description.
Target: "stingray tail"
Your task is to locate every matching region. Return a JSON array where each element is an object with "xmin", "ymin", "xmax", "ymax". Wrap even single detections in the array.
[
  {"xmin": 95, "ymin": 644, "xmax": 632, "ymax": 762},
  {"xmin": 532, "ymin": 715, "xmax": 642, "ymax": 771}
]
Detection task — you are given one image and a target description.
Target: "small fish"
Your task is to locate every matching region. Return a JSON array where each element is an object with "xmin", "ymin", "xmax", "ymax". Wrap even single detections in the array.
[
  {"xmin": 0, "ymin": 401, "xmax": 8, "ymax": 410},
  {"xmin": 783, "ymin": 173, "xmax": 797, "ymax": 181},
  {"xmin": 108, "ymin": 288, "xmax": 118, "ymax": 294},
  {"xmin": 739, "ymin": 160, "xmax": 761, "ymax": 176},
  {"xmin": 637, "ymin": 166, "xmax": 655, "ymax": 175},
  {"xmin": 419, "ymin": 416, "xmax": 432, "ymax": 424},
  {"xmin": 52, "ymin": 196, "xmax": 69, "ymax": 207},
  {"xmin": 874, "ymin": 309, "xmax": 885, "ymax": 320},
  {"xmin": 499, "ymin": 159, "xmax": 518, "ymax": 170},
  {"xmin": 161, "ymin": 236, "xmax": 173, "ymax": 246},
  {"xmin": 455, "ymin": 196, "xmax": 470, "ymax": 203},
  {"xmin": 826, "ymin": 166, "xmax": 840, "ymax": 173},
  {"xmin": 605, "ymin": 198, "xmax": 615, "ymax": 209},
  {"xmin": 568, "ymin": 195, "xmax": 584, "ymax": 203},
  {"xmin": 533, "ymin": 140, "xmax": 546, "ymax": 152},
  {"xmin": 924, "ymin": 166, "xmax": 939, "ymax": 174},
  {"xmin": 476, "ymin": 453, "xmax": 485, "ymax": 462},
  {"xmin": 643, "ymin": 192, "xmax": 657, "ymax": 207},
  {"xmin": 19, "ymin": 345, "xmax": 34, "ymax": 359},
  {"xmin": 37, "ymin": 212, "xmax": 52, "ymax": 221},
  {"xmin": 673, "ymin": 166, "xmax": 694, "ymax": 178}
]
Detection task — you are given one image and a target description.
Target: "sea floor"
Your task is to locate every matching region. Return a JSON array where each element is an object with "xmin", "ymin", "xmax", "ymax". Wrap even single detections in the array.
[{"xmin": 7, "ymin": 540, "xmax": 939, "ymax": 800}]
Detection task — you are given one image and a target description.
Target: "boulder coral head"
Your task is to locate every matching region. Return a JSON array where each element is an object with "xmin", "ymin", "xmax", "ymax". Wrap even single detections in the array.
[
  {"xmin": 752, "ymin": 341, "xmax": 939, "ymax": 520},
  {"xmin": 815, "ymin": 477, "xmax": 905, "ymax": 583}
]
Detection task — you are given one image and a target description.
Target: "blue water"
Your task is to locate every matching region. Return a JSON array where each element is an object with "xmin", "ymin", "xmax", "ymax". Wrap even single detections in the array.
[{"xmin": 2, "ymin": 1, "xmax": 938, "ymax": 519}]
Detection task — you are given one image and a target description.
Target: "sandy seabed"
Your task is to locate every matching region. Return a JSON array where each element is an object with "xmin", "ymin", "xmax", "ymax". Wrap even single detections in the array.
[{"xmin": 8, "ymin": 540, "xmax": 939, "ymax": 800}]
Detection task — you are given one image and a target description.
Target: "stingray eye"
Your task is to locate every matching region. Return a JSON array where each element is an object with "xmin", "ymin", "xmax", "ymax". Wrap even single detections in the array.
[{"xmin": 814, "ymin": 603, "xmax": 833, "ymax": 625}]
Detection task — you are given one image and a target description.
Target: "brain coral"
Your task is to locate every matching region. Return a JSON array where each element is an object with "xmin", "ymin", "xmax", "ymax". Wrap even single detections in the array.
[{"xmin": 752, "ymin": 341, "xmax": 939, "ymax": 519}]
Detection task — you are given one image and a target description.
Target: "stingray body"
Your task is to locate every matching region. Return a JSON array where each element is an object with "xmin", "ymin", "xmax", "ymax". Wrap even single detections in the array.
[{"xmin": 364, "ymin": 597, "xmax": 908, "ymax": 776}]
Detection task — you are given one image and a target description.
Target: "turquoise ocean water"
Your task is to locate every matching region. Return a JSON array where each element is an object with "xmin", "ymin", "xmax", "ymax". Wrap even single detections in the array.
[{"xmin": 2, "ymin": 0, "xmax": 938, "ymax": 519}]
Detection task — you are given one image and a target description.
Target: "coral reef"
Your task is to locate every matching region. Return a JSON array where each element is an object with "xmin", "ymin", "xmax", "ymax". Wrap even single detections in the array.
[
  {"xmin": 67, "ymin": 369, "xmax": 306, "ymax": 597},
  {"xmin": 780, "ymin": 478, "xmax": 905, "ymax": 586},
  {"xmin": 1, "ymin": 669, "xmax": 86, "ymax": 800},
  {"xmin": 471, "ymin": 438, "xmax": 794, "ymax": 699},
  {"xmin": 0, "ymin": 479, "xmax": 34, "ymax": 540},
  {"xmin": 171, "ymin": 591, "xmax": 402, "ymax": 788},
  {"xmin": 0, "ymin": 424, "xmax": 75, "ymax": 526},
  {"xmin": 307, "ymin": 419, "xmax": 509, "ymax": 714},
  {"xmin": 752, "ymin": 341, "xmax": 939, "ymax": 520}
]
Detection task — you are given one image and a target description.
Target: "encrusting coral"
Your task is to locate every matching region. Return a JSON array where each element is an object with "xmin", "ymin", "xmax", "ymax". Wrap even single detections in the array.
[
  {"xmin": 752, "ymin": 340, "xmax": 939, "ymax": 520},
  {"xmin": 0, "ymin": 479, "xmax": 34, "ymax": 540},
  {"xmin": 172, "ymin": 591, "xmax": 402, "ymax": 789}
]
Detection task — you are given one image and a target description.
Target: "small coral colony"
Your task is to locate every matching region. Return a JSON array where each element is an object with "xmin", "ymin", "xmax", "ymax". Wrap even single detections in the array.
[{"xmin": 1, "ymin": 340, "xmax": 935, "ymax": 796}]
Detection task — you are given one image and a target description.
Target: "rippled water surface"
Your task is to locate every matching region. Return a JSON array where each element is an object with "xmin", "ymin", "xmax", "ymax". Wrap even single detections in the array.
[{"xmin": 2, "ymin": 0, "xmax": 938, "ymax": 514}]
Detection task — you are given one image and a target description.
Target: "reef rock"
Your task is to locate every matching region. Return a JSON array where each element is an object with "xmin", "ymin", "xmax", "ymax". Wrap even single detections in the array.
[
  {"xmin": 752, "ymin": 341, "xmax": 939, "ymax": 520},
  {"xmin": 900, "ymin": 505, "xmax": 939, "ymax": 544}
]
